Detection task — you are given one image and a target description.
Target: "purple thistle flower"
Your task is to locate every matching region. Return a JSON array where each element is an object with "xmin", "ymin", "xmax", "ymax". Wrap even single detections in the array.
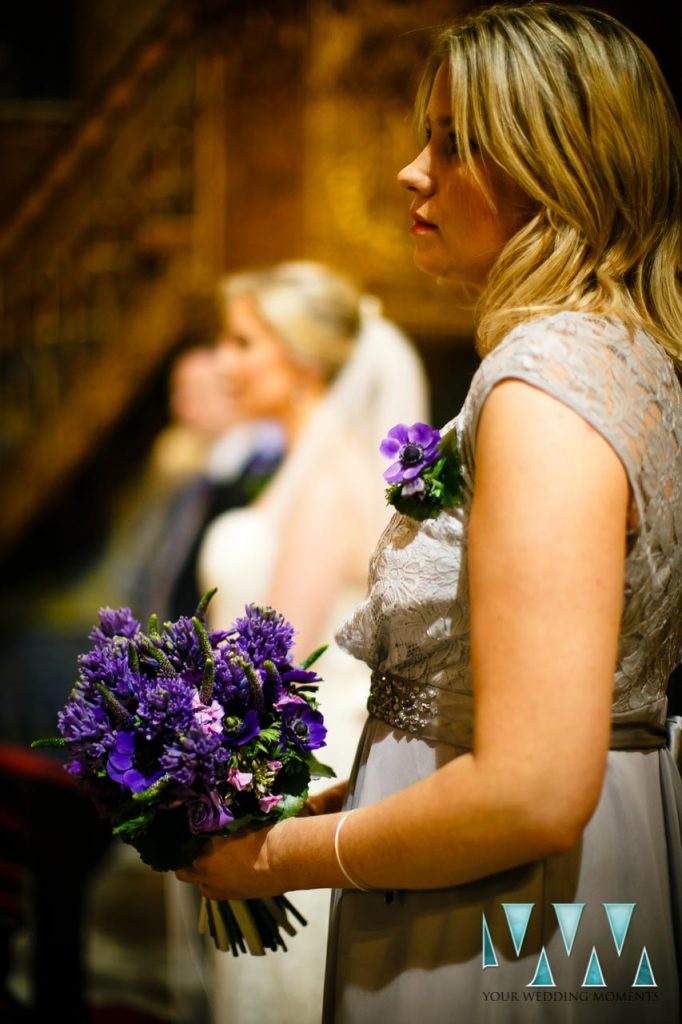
[
  {"xmin": 281, "ymin": 702, "xmax": 327, "ymax": 752},
  {"xmin": 380, "ymin": 423, "xmax": 441, "ymax": 483},
  {"xmin": 89, "ymin": 607, "xmax": 141, "ymax": 644}
]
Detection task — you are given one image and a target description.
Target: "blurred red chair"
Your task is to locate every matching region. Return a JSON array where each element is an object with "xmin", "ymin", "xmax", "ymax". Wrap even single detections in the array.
[{"xmin": 0, "ymin": 742, "xmax": 112, "ymax": 1022}]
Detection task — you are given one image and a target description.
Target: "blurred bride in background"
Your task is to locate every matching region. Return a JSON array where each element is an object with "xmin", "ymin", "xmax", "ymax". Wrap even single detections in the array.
[{"xmin": 175, "ymin": 260, "xmax": 429, "ymax": 1024}]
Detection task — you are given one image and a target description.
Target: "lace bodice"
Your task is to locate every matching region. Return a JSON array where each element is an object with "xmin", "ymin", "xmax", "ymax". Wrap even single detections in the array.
[{"xmin": 336, "ymin": 313, "xmax": 682, "ymax": 741}]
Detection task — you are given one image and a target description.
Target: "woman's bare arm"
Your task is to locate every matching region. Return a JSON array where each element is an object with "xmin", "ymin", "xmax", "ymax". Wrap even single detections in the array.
[{"xmin": 177, "ymin": 380, "xmax": 629, "ymax": 898}]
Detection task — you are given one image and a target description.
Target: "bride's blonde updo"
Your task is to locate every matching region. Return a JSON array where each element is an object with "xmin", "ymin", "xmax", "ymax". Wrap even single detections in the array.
[
  {"xmin": 416, "ymin": 2, "xmax": 682, "ymax": 365},
  {"xmin": 218, "ymin": 260, "xmax": 363, "ymax": 383}
]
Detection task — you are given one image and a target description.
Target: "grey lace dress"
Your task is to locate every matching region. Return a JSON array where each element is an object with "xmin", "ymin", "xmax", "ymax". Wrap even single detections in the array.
[{"xmin": 322, "ymin": 313, "xmax": 682, "ymax": 1023}]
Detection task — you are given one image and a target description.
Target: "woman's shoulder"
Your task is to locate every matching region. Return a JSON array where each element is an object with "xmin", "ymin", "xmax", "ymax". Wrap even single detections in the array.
[
  {"xmin": 465, "ymin": 311, "xmax": 679, "ymax": 428},
  {"xmin": 458, "ymin": 311, "xmax": 682, "ymax": 503},
  {"xmin": 485, "ymin": 310, "xmax": 669, "ymax": 372}
]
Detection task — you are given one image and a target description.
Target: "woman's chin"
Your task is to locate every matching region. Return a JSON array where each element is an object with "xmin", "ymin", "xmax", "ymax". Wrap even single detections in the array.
[{"xmin": 412, "ymin": 251, "xmax": 445, "ymax": 281}]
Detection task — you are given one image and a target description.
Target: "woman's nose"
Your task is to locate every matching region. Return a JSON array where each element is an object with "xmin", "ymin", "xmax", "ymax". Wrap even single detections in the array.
[{"xmin": 397, "ymin": 147, "xmax": 434, "ymax": 195}]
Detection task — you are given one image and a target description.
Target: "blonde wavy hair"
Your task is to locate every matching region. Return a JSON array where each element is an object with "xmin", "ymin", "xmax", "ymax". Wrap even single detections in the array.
[
  {"xmin": 218, "ymin": 261, "xmax": 362, "ymax": 383},
  {"xmin": 416, "ymin": 2, "xmax": 682, "ymax": 363}
]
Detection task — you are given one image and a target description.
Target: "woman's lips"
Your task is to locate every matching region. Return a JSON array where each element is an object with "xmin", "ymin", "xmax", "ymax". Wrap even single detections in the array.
[{"xmin": 410, "ymin": 213, "xmax": 438, "ymax": 234}]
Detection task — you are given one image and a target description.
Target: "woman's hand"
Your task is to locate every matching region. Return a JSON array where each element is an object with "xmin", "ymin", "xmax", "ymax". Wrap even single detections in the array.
[
  {"xmin": 175, "ymin": 811, "xmax": 350, "ymax": 898},
  {"xmin": 175, "ymin": 824, "xmax": 280, "ymax": 901},
  {"xmin": 300, "ymin": 780, "xmax": 349, "ymax": 817}
]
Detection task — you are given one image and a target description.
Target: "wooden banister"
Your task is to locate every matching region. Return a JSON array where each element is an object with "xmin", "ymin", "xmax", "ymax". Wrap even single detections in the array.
[{"xmin": 0, "ymin": 0, "xmax": 195, "ymax": 261}]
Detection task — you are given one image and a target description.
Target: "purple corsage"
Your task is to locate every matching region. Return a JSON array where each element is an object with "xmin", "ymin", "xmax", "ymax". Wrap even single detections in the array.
[{"xmin": 380, "ymin": 422, "xmax": 463, "ymax": 521}]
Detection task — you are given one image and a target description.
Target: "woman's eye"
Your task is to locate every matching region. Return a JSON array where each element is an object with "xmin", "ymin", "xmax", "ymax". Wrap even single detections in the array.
[{"xmin": 447, "ymin": 133, "xmax": 459, "ymax": 155}]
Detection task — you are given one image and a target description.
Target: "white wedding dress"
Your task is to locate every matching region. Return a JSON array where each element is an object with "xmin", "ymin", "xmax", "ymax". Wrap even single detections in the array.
[
  {"xmin": 199, "ymin": 506, "xmax": 373, "ymax": 1024},
  {"xmin": 165, "ymin": 309, "xmax": 430, "ymax": 1024}
]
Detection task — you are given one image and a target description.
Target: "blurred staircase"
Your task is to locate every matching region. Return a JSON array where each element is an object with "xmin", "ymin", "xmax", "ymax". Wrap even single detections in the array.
[{"xmin": 0, "ymin": 0, "xmax": 230, "ymax": 563}]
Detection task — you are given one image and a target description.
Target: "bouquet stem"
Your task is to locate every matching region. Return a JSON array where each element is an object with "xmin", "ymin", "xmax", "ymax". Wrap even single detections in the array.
[{"xmin": 198, "ymin": 893, "xmax": 308, "ymax": 956}]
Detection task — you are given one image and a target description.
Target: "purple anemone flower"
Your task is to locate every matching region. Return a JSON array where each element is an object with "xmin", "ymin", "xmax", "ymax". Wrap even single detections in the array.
[
  {"xmin": 106, "ymin": 730, "xmax": 163, "ymax": 793},
  {"xmin": 281, "ymin": 703, "xmax": 327, "ymax": 752},
  {"xmin": 380, "ymin": 423, "xmax": 441, "ymax": 484},
  {"xmin": 230, "ymin": 708, "xmax": 261, "ymax": 746}
]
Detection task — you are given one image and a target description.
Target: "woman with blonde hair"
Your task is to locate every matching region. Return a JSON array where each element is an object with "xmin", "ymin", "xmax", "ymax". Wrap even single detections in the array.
[
  {"xmin": 177, "ymin": 6, "xmax": 682, "ymax": 1021},
  {"xmin": 178, "ymin": 259, "xmax": 429, "ymax": 1023}
]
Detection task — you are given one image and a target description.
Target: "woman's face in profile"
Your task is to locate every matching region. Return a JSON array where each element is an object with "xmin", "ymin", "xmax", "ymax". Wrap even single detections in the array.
[
  {"xmin": 215, "ymin": 293, "xmax": 307, "ymax": 423},
  {"xmin": 398, "ymin": 63, "xmax": 530, "ymax": 290}
]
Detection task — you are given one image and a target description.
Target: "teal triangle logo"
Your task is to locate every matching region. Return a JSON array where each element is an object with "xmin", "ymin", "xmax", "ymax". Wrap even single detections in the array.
[
  {"xmin": 503, "ymin": 903, "xmax": 534, "ymax": 956},
  {"xmin": 528, "ymin": 947, "xmax": 555, "ymax": 987},
  {"xmin": 482, "ymin": 913, "xmax": 498, "ymax": 969},
  {"xmin": 604, "ymin": 903, "xmax": 635, "ymax": 955},
  {"xmin": 582, "ymin": 947, "xmax": 606, "ymax": 987},
  {"xmin": 553, "ymin": 903, "xmax": 584, "ymax": 956},
  {"xmin": 633, "ymin": 947, "xmax": 657, "ymax": 987}
]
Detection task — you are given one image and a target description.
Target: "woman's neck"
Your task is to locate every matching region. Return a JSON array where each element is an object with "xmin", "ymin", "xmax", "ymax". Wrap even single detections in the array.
[{"xmin": 279, "ymin": 383, "xmax": 327, "ymax": 445}]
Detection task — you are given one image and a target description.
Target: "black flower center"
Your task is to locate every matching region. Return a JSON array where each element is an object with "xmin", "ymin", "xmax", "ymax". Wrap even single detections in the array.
[
  {"xmin": 293, "ymin": 721, "xmax": 309, "ymax": 738},
  {"xmin": 401, "ymin": 443, "xmax": 423, "ymax": 466}
]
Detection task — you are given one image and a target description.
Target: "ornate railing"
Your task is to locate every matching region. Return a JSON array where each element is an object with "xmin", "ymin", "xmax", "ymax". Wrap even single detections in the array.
[{"xmin": 0, "ymin": 0, "xmax": 226, "ymax": 558}]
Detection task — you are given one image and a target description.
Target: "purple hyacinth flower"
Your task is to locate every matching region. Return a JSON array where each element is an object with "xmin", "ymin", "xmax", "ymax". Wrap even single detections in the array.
[
  {"xmin": 380, "ymin": 423, "xmax": 441, "ymax": 483},
  {"xmin": 90, "ymin": 607, "xmax": 141, "ymax": 644}
]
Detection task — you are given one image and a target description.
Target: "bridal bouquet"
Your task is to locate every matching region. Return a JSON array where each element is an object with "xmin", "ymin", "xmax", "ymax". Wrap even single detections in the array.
[{"xmin": 33, "ymin": 589, "xmax": 334, "ymax": 956}]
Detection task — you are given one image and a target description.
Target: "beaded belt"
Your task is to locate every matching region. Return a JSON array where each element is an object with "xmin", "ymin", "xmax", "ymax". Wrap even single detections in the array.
[
  {"xmin": 368, "ymin": 669, "xmax": 679, "ymax": 762},
  {"xmin": 367, "ymin": 670, "xmax": 472, "ymax": 748}
]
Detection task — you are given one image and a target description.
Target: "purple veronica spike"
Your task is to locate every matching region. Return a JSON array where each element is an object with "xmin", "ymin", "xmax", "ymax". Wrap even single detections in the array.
[{"xmin": 380, "ymin": 422, "xmax": 441, "ymax": 485}]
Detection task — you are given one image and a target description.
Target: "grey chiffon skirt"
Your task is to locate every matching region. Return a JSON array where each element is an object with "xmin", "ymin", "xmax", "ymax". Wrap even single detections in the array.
[{"xmin": 323, "ymin": 720, "xmax": 682, "ymax": 1023}]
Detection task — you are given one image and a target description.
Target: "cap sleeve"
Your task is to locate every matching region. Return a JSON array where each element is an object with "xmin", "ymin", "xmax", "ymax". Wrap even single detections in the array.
[{"xmin": 461, "ymin": 313, "xmax": 678, "ymax": 534}]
